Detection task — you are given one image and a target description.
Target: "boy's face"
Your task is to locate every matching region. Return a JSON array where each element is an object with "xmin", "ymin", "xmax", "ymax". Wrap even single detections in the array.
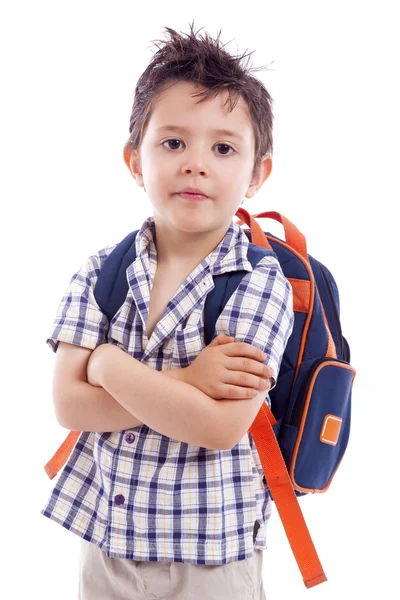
[{"xmin": 125, "ymin": 80, "xmax": 272, "ymax": 239}]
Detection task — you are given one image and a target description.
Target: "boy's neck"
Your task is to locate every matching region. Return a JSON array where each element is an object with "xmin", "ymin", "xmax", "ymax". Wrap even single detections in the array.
[{"xmin": 153, "ymin": 219, "xmax": 232, "ymax": 269}]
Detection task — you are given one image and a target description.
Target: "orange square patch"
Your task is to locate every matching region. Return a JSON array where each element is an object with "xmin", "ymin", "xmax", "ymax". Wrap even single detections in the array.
[{"xmin": 320, "ymin": 414, "xmax": 342, "ymax": 446}]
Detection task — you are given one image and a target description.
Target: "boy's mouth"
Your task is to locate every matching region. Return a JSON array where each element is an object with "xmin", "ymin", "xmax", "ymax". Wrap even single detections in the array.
[
  {"xmin": 177, "ymin": 192, "xmax": 209, "ymax": 201},
  {"xmin": 175, "ymin": 189, "xmax": 209, "ymax": 201},
  {"xmin": 176, "ymin": 187, "xmax": 208, "ymax": 199}
]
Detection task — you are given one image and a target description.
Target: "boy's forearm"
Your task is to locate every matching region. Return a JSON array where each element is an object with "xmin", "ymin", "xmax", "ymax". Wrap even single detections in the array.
[
  {"xmin": 57, "ymin": 380, "xmax": 145, "ymax": 432},
  {"xmin": 99, "ymin": 345, "xmax": 224, "ymax": 449},
  {"xmin": 57, "ymin": 367, "xmax": 186, "ymax": 433}
]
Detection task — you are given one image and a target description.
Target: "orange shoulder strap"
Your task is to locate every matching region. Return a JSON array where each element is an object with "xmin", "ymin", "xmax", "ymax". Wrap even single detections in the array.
[
  {"xmin": 250, "ymin": 404, "xmax": 327, "ymax": 588},
  {"xmin": 236, "ymin": 208, "xmax": 327, "ymax": 588},
  {"xmin": 44, "ymin": 431, "xmax": 81, "ymax": 480}
]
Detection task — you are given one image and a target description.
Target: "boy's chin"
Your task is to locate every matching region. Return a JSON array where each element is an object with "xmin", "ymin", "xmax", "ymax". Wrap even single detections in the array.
[{"xmin": 168, "ymin": 214, "xmax": 233, "ymax": 234}]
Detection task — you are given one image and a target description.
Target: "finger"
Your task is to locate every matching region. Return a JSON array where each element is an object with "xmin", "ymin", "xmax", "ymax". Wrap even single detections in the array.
[
  {"xmin": 214, "ymin": 335, "xmax": 235, "ymax": 346},
  {"xmin": 222, "ymin": 356, "xmax": 274, "ymax": 379},
  {"xmin": 235, "ymin": 371, "xmax": 271, "ymax": 391},
  {"xmin": 223, "ymin": 342, "xmax": 267, "ymax": 362},
  {"xmin": 217, "ymin": 337, "xmax": 235, "ymax": 345},
  {"xmin": 209, "ymin": 334, "xmax": 228, "ymax": 345},
  {"xmin": 217, "ymin": 385, "xmax": 260, "ymax": 400},
  {"xmin": 219, "ymin": 364, "xmax": 271, "ymax": 392}
]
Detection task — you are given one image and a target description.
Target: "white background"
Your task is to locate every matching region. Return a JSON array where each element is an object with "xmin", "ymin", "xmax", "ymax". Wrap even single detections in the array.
[{"xmin": 1, "ymin": 1, "xmax": 398, "ymax": 598}]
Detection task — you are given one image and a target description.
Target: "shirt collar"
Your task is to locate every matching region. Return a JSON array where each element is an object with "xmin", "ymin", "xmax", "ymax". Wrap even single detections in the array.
[{"xmin": 135, "ymin": 215, "xmax": 253, "ymax": 276}]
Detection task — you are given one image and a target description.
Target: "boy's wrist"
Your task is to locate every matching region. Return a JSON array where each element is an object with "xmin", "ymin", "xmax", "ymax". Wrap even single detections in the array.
[{"xmin": 163, "ymin": 367, "xmax": 189, "ymax": 384}]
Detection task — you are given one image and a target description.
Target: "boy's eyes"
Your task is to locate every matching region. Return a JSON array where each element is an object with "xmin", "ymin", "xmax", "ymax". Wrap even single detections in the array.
[{"xmin": 162, "ymin": 139, "xmax": 235, "ymax": 156}]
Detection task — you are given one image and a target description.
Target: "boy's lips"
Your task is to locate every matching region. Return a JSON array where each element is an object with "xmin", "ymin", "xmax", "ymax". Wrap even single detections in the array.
[
  {"xmin": 175, "ymin": 191, "xmax": 209, "ymax": 201},
  {"xmin": 177, "ymin": 187, "xmax": 208, "ymax": 196}
]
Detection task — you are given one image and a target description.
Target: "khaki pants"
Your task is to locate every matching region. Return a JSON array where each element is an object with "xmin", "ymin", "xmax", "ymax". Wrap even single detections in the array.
[{"xmin": 78, "ymin": 539, "xmax": 266, "ymax": 599}]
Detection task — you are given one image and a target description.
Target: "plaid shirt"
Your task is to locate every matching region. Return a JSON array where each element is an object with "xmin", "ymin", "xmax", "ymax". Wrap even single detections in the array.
[{"xmin": 41, "ymin": 216, "xmax": 294, "ymax": 565}]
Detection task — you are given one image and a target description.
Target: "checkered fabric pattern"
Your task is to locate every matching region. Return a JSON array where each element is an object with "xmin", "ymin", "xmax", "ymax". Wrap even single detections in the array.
[{"xmin": 41, "ymin": 216, "xmax": 294, "ymax": 564}]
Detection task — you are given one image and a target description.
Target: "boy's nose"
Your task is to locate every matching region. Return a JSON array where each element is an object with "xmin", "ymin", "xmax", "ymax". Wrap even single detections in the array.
[
  {"xmin": 181, "ymin": 152, "xmax": 209, "ymax": 176},
  {"xmin": 183, "ymin": 166, "xmax": 207, "ymax": 176}
]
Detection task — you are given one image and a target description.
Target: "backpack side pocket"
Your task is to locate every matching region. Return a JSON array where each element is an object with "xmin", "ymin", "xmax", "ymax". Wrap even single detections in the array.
[{"xmin": 279, "ymin": 359, "xmax": 356, "ymax": 493}]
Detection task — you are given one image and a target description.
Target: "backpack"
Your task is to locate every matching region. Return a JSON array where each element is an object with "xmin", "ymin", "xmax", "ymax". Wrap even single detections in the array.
[{"xmin": 44, "ymin": 208, "xmax": 356, "ymax": 589}]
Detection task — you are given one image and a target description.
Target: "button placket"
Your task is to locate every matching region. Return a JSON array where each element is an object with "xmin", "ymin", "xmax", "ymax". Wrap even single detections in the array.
[{"xmin": 113, "ymin": 433, "xmax": 135, "ymax": 507}]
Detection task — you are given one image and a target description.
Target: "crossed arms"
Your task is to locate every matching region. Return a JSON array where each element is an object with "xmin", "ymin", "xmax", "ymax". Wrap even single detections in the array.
[{"xmin": 52, "ymin": 336, "xmax": 273, "ymax": 450}]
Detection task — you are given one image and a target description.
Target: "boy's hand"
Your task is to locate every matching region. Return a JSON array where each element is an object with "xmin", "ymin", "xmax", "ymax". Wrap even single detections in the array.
[{"xmin": 183, "ymin": 334, "xmax": 274, "ymax": 400}]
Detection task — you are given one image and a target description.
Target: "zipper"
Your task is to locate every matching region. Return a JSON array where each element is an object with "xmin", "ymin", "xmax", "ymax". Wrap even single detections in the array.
[{"xmin": 319, "ymin": 265, "xmax": 343, "ymax": 358}]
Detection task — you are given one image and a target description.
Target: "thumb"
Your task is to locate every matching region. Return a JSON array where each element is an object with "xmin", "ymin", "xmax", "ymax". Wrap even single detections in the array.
[{"xmin": 209, "ymin": 334, "xmax": 235, "ymax": 347}]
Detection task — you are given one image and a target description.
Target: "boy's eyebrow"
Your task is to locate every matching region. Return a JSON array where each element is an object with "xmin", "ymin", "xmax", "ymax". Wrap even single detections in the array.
[{"xmin": 156, "ymin": 124, "xmax": 245, "ymax": 142}]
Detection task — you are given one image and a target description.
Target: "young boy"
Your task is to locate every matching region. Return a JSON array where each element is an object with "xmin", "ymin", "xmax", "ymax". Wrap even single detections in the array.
[{"xmin": 41, "ymin": 23, "xmax": 294, "ymax": 599}]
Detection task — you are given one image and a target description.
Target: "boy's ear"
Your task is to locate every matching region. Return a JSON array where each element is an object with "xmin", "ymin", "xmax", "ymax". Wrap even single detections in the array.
[
  {"xmin": 245, "ymin": 155, "xmax": 273, "ymax": 198},
  {"xmin": 123, "ymin": 144, "xmax": 144, "ymax": 189}
]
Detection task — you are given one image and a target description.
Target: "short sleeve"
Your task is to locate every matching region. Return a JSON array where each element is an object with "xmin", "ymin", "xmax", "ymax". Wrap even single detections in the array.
[
  {"xmin": 215, "ymin": 255, "xmax": 294, "ymax": 397},
  {"xmin": 46, "ymin": 246, "xmax": 116, "ymax": 353}
]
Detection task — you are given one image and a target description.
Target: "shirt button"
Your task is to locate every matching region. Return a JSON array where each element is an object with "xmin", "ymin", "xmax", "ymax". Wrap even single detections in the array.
[
  {"xmin": 125, "ymin": 432, "xmax": 135, "ymax": 444},
  {"xmin": 115, "ymin": 494, "xmax": 125, "ymax": 506}
]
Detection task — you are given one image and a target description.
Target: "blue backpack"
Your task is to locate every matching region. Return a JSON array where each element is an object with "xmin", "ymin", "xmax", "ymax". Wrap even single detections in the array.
[{"xmin": 44, "ymin": 209, "xmax": 356, "ymax": 589}]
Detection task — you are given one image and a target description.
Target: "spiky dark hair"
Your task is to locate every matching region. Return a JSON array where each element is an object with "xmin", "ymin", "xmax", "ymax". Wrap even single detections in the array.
[{"xmin": 125, "ymin": 21, "xmax": 274, "ymax": 177}]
